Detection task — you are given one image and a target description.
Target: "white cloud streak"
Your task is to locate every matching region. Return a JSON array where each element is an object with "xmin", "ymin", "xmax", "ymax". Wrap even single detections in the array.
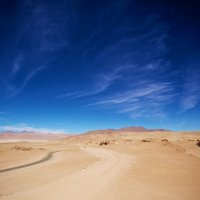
[
  {"xmin": 92, "ymin": 82, "xmax": 174, "ymax": 119},
  {"xmin": 181, "ymin": 67, "xmax": 200, "ymax": 111},
  {"xmin": 57, "ymin": 65, "xmax": 135, "ymax": 99},
  {"xmin": 4, "ymin": 1, "xmax": 69, "ymax": 98},
  {"xmin": 6, "ymin": 66, "xmax": 46, "ymax": 98},
  {"xmin": 11, "ymin": 54, "xmax": 24, "ymax": 76},
  {"xmin": 57, "ymin": 14, "xmax": 175, "ymax": 120},
  {"xmin": 96, "ymin": 83, "xmax": 171, "ymax": 105},
  {"xmin": 58, "ymin": 14, "xmax": 169, "ymax": 100}
]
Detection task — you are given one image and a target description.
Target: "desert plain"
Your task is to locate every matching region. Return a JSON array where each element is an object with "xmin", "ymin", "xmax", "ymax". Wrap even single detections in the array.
[{"xmin": 0, "ymin": 128, "xmax": 200, "ymax": 200}]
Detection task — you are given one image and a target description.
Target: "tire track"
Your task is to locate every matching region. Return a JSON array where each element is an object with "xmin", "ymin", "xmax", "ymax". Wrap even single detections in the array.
[{"xmin": 0, "ymin": 151, "xmax": 62, "ymax": 173}]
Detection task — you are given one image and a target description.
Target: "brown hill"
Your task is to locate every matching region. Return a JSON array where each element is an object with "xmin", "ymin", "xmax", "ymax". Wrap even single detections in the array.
[
  {"xmin": 84, "ymin": 129, "xmax": 116, "ymax": 135},
  {"xmin": 83, "ymin": 126, "xmax": 170, "ymax": 135},
  {"xmin": 117, "ymin": 126, "xmax": 170, "ymax": 132},
  {"xmin": 60, "ymin": 127, "xmax": 200, "ymax": 145}
]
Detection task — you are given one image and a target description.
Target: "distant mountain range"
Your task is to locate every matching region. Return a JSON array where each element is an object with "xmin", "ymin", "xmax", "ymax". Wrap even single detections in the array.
[
  {"xmin": 0, "ymin": 131, "xmax": 68, "ymax": 141},
  {"xmin": 117, "ymin": 126, "xmax": 170, "ymax": 132},
  {"xmin": 0, "ymin": 126, "xmax": 171, "ymax": 141},
  {"xmin": 84, "ymin": 126, "xmax": 170, "ymax": 135}
]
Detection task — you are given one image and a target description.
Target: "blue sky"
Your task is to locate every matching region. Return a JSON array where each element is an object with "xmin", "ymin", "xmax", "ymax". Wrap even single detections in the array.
[{"xmin": 0, "ymin": 0, "xmax": 200, "ymax": 133}]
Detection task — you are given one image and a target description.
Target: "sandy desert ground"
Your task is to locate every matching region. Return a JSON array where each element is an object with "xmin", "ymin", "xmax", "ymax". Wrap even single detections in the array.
[{"xmin": 0, "ymin": 130, "xmax": 200, "ymax": 200}]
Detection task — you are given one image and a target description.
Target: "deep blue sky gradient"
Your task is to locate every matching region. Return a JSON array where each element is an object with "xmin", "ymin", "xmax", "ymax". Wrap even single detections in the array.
[{"xmin": 0, "ymin": 0, "xmax": 200, "ymax": 133}]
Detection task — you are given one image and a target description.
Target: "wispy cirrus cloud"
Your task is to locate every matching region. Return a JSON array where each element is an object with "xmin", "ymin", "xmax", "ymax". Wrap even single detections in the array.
[
  {"xmin": 181, "ymin": 62, "xmax": 200, "ymax": 111},
  {"xmin": 5, "ymin": 66, "xmax": 46, "ymax": 98},
  {"xmin": 3, "ymin": 1, "xmax": 70, "ymax": 98},
  {"xmin": 93, "ymin": 82, "xmax": 174, "ymax": 119},
  {"xmin": 96, "ymin": 83, "xmax": 171, "ymax": 105},
  {"xmin": 57, "ymin": 65, "xmax": 135, "ymax": 99},
  {"xmin": 58, "ymin": 15, "xmax": 169, "ymax": 97},
  {"xmin": 11, "ymin": 54, "xmax": 24, "ymax": 76},
  {"xmin": 57, "ymin": 13, "xmax": 174, "ymax": 119}
]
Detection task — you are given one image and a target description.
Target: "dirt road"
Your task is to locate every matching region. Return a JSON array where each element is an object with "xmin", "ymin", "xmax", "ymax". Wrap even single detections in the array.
[
  {"xmin": 4, "ymin": 147, "xmax": 133, "ymax": 200},
  {"xmin": 0, "ymin": 151, "xmax": 62, "ymax": 173}
]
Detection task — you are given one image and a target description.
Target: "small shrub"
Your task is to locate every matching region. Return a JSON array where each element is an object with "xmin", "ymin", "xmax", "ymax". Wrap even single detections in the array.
[
  {"xmin": 99, "ymin": 141, "xmax": 109, "ymax": 146},
  {"xmin": 12, "ymin": 145, "xmax": 32, "ymax": 151},
  {"xmin": 161, "ymin": 139, "xmax": 168, "ymax": 142},
  {"xmin": 141, "ymin": 139, "xmax": 151, "ymax": 142},
  {"xmin": 197, "ymin": 141, "xmax": 200, "ymax": 147}
]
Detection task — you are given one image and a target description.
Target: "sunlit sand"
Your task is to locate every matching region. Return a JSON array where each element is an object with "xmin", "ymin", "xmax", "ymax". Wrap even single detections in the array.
[{"xmin": 0, "ymin": 130, "xmax": 200, "ymax": 200}]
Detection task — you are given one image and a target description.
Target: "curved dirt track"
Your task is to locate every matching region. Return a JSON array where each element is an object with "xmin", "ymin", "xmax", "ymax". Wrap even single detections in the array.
[
  {"xmin": 7, "ymin": 147, "xmax": 133, "ymax": 200},
  {"xmin": 0, "ymin": 151, "xmax": 61, "ymax": 174}
]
